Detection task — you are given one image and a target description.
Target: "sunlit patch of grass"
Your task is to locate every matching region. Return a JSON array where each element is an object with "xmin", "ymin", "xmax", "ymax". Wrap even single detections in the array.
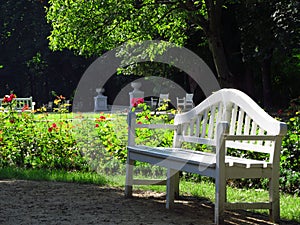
[{"xmin": 0, "ymin": 167, "xmax": 107, "ymax": 186}]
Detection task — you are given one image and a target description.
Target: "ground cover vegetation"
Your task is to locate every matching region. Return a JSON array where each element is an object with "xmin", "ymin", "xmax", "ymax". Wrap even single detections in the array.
[
  {"xmin": 0, "ymin": 96, "xmax": 299, "ymax": 194},
  {"xmin": 0, "ymin": 95, "xmax": 299, "ymax": 221}
]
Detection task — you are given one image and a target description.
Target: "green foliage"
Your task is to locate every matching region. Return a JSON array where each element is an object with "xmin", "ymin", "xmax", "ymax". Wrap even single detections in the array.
[
  {"xmin": 94, "ymin": 101, "xmax": 175, "ymax": 166},
  {"xmin": 95, "ymin": 114, "xmax": 127, "ymax": 163},
  {"xmin": 134, "ymin": 101, "xmax": 175, "ymax": 147},
  {"xmin": 46, "ymin": 0, "xmax": 189, "ymax": 56},
  {"xmin": 1, "ymin": 91, "xmax": 299, "ymax": 196},
  {"xmin": 280, "ymin": 100, "xmax": 300, "ymax": 195},
  {"xmin": 0, "ymin": 94, "xmax": 88, "ymax": 171}
]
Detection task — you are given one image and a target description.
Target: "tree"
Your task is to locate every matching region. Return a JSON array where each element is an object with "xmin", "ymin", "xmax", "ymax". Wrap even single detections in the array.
[
  {"xmin": 236, "ymin": 0, "xmax": 300, "ymax": 108},
  {"xmin": 46, "ymin": 0, "xmax": 231, "ymax": 84},
  {"xmin": 0, "ymin": 0, "xmax": 93, "ymax": 104},
  {"xmin": 46, "ymin": 0, "xmax": 300, "ymax": 108}
]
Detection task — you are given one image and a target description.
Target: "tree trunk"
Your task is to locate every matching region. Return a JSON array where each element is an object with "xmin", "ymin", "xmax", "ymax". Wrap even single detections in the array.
[
  {"xmin": 244, "ymin": 64, "xmax": 255, "ymax": 99},
  {"xmin": 208, "ymin": 35, "xmax": 231, "ymax": 87},
  {"xmin": 261, "ymin": 56, "xmax": 273, "ymax": 110},
  {"xmin": 205, "ymin": 0, "xmax": 231, "ymax": 87}
]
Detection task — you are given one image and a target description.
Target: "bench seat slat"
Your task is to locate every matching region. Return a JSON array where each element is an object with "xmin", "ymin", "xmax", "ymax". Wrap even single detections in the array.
[
  {"xmin": 128, "ymin": 145, "xmax": 272, "ymax": 170},
  {"xmin": 128, "ymin": 145, "xmax": 216, "ymax": 168}
]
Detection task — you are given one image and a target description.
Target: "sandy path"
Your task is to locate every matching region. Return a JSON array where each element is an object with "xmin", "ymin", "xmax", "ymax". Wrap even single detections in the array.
[{"xmin": 0, "ymin": 180, "xmax": 298, "ymax": 225}]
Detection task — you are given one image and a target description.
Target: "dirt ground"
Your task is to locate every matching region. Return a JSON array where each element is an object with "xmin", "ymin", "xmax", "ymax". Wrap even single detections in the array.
[{"xmin": 0, "ymin": 180, "xmax": 298, "ymax": 225}]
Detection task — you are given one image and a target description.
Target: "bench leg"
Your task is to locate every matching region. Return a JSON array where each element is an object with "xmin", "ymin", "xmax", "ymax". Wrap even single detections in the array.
[
  {"xmin": 166, "ymin": 168, "xmax": 179, "ymax": 209},
  {"xmin": 269, "ymin": 177, "xmax": 280, "ymax": 223},
  {"xmin": 215, "ymin": 176, "xmax": 226, "ymax": 225},
  {"xmin": 125, "ymin": 159, "xmax": 134, "ymax": 197}
]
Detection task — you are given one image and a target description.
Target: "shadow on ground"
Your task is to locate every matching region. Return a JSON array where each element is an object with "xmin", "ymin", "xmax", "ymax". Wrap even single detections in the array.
[{"xmin": 0, "ymin": 180, "xmax": 298, "ymax": 225}]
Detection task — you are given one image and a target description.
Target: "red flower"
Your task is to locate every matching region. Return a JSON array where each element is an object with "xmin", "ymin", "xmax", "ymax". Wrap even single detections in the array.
[
  {"xmin": 137, "ymin": 121, "xmax": 142, "ymax": 124},
  {"xmin": 137, "ymin": 98, "xmax": 144, "ymax": 104},
  {"xmin": 9, "ymin": 119, "xmax": 15, "ymax": 124},
  {"xmin": 95, "ymin": 123, "xmax": 99, "ymax": 128},
  {"xmin": 48, "ymin": 123, "xmax": 57, "ymax": 132},
  {"xmin": 22, "ymin": 104, "xmax": 29, "ymax": 112},
  {"xmin": 96, "ymin": 115, "xmax": 106, "ymax": 122},
  {"xmin": 3, "ymin": 94, "xmax": 16, "ymax": 103},
  {"xmin": 131, "ymin": 98, "xmax": 144, "ymax": 107}
]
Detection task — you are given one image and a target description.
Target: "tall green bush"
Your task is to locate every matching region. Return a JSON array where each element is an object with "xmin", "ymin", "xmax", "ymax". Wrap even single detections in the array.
[{"xmin": 280, "ymin": 97, "xmax": 300, "ymax": 195}]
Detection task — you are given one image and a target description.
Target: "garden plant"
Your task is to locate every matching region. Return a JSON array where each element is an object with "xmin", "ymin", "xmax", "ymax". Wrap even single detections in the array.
[{"xmin": 0, "ymin": 93, "xmax": 299, "ymax": 221}]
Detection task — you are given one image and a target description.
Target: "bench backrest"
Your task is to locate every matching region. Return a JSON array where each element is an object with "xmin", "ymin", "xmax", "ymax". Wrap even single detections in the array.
[
  {"xmin": 0, "ymin": 97, "xmax": 35, "ymax": 112},
  {"xmin": 173, "ymin": 89, "xmax": 287, "ymax": 162}
]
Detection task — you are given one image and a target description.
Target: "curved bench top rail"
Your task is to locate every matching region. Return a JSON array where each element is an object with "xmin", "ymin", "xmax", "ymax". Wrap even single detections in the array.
[{"xmin": 174, "ymin": 89, "xmax": 287, "ymax": 136}]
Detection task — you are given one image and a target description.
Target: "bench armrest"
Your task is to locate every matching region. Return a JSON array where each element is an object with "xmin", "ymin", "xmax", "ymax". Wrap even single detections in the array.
[
  {"xmin": 135, "ymin": 123, "xmax": 177, "ymax": 130},
  {"xmin": 127, "ymin": 112, "xmax": 177, "ymax": 146}
]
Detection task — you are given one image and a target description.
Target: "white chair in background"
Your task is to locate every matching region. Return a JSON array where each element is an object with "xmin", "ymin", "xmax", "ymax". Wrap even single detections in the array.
[
  {"xmin": 177, "ymin": 93, "xmax": 194, "ymax": 111},
  {"xmin": 151, "ymin": 93, "xmax": 169, "ymax": 108}
]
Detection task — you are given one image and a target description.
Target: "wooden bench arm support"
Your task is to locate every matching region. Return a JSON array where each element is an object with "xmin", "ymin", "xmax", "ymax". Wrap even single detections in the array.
[
  {"xmin": 215, "ymin": 122, "xmax": 229, "ymax": 223},
  {"xmin": 127, "ymin": 112, "xmax": 178, "ymax": 146}
]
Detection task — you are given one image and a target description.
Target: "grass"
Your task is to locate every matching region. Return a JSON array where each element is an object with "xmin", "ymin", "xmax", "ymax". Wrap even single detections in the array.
[
  {"xmin": 106, "ymin": 173, "xmax": 300, "ymax": 223},
  {"xmin": 0, "ymin": 167, "xmax": 108, "ymax": 186},
  {"xmin": 1, "ymin": 111, "xmax": 299, "ymax": 223},
  {"xmin": 0, "ymin": 167, "xmax": 300, "ymax": 222}
]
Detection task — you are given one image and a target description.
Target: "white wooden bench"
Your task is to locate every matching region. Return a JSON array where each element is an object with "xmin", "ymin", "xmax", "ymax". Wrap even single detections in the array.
[
  {"xmin": 0, "ymin": 97, "xmax": 35, "ymax": 112},
  {"xmin": 125, "ymin": 88, "xmax": 287, "ymax": 225}
]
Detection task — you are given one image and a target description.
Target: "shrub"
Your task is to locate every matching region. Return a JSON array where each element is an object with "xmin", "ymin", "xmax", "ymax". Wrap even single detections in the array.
[
  {"xmin": 280, "ymin": 106, "xmax": 300, "ymax": 195},
  {"xmin": 94, "ymin": 101, "xmax": 174, "ymax": 177},
  {"xmin": 0, "ymin": 94, "xmax": 88, "ymax": 171}
]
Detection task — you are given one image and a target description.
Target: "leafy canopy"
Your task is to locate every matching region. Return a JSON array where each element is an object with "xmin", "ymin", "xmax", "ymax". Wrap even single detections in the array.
[{"xmin": 46, "ymin": 0, "xmax": 210, "ymax": 57}]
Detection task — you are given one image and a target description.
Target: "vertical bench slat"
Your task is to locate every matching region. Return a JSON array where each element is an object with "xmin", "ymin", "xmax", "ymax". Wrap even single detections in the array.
[
  {"xmin": 257, "ymin": 128, "xmax": 265, "ymax": 145},
  {"xmin": 236, "ymin": 109, "xmax": 244, "ymax": 135},
  {"xmin": 244, "ymin": 115, "xmax": 251, "ymax": 135},
  {"xmin": 183, "ymin": 123, "xmax": 189, "ymax": 135},
  {"xmin": 250, "ymin": 121, "xmax": 258, "ymax": 144},
  {"xmin": 195, "ymin": 115, "xmax": 201, "ymax": 137},
  {"xmin": 230, "ymin": 104, "xmax": 238, "ymax": 135},
  {"xmin": 201, "ymin": 109, "xmax": 209, "ymax": 138},
  {"xmin": 189, "ymin": 118, "xmax": 196, "ymax": 136},
  {"xmin": 208, "ymin": 105, "xmax": 216, "ymax": 139},
  {"xmin": 214, "ymin": 103, "xmax": 224, "ymax": 140},
  {"xmin": 216, "ymin": 103, "xmax": 223, "ymax": 124}
]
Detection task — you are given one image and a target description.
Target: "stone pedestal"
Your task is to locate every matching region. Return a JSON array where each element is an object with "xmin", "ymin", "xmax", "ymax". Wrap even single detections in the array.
[
  {"xmin": 94, "ymin": 88, "xmax": 108, "ymax": 111},
  {"xmin": 129, "ymin": 82, "xmax": 144, "ymax": 106}
]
